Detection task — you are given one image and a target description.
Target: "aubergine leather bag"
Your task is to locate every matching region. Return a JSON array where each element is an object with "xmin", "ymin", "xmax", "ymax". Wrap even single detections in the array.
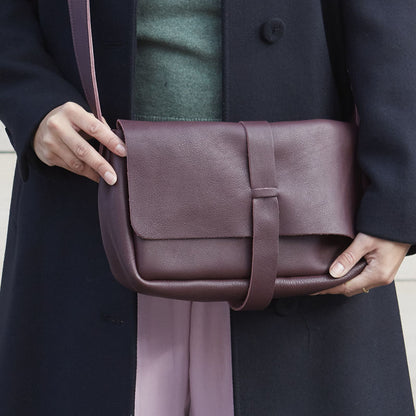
[{"xmin": 67, "ymin": 0, "xmax": 366, "ymax": 310}]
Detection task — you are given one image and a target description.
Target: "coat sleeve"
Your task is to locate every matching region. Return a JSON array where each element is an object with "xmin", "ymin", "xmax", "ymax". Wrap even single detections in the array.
[
  {"xmin": 0, "ymin": 0, "xmax": 89, "ymax": 181},
  {"xmin": 342, "ymin": 0, "xmax": 416, "ymax": 253}
]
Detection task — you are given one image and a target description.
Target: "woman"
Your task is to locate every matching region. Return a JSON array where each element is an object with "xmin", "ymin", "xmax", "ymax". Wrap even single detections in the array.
[{"xmin": 0, "ymin": 0, "xmax": 415, "ymax": 415}]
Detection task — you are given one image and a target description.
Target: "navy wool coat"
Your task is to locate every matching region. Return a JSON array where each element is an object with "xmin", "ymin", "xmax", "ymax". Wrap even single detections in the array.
[{"xmin": 0, "ymin": 0, "xmax": 415, "ymax": 415}]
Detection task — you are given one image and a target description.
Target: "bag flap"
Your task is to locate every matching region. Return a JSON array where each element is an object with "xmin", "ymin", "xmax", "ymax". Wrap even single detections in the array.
[{"xmin": 118, "ymin": 119, "xmax": 359, "ymax": 240}]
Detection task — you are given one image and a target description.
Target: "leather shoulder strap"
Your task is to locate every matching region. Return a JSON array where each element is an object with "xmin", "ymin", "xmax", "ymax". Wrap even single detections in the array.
[{"xmin": 67, "ymin": 0, "xmax": 103, "ymax": 121}]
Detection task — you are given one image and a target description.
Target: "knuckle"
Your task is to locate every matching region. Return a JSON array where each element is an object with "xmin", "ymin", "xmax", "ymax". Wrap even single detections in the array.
[
  {"xmin": 42, "ymin": 134, "xmax": 55, "ymax": 147},
  {"xmin": 75, "ymin": 143, "xmax": 89, "ymax": 158},
  {"xmin": 341, "ymin": 281, "xmax": 356, "ymax": 298},
  {"xmin": 360, "ymin": 237, "xmax": 374, "ymax": 252},
  {"xmin": 45, "ymin": 115, "xmax": 60, "ymax": 130},
  {"xmin": 42, "ymin": 150, "xmax": 54, "ymax": 165},
  {"xmin": 342, "ymin": 283, "xmax": 354, "ymax": 297},
  {"xmin": 87, "ymin": 121, "xmax": 101, "ymax": 135},
  {"xmin": 62, "ymin": 101, "xmax": 79, "ymax": 115},
  {"xmin": 339, "ymin": 250, "xmax": 356, "ymax": 267},
  {"xmin": 69, "ymin": 159, "xmax": 84, "ymax": 172}
]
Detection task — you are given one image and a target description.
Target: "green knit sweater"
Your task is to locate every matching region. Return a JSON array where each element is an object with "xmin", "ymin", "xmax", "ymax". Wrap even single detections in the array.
[{"xmin": 133, "ymin": 0, "xmax": 222, "ymax": 122}]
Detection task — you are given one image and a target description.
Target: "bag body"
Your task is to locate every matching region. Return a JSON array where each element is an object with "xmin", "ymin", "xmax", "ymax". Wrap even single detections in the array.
[
  {"xmin": 68, "ymin": 0, "xmax": 365, "ymax": 310},
  {"xmin": 98, "ymin": 119, "xmax": 365, "ymax": 310}
]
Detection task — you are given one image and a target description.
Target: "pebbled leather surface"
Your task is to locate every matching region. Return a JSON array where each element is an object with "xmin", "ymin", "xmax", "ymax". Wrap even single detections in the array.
[
  {"xmin": 119, "ymin": 118, "xmax": 358, "ymax": 241},
  {"xmin": 97, "ymin": 119, "xmax": 363, "ymax": 310}
]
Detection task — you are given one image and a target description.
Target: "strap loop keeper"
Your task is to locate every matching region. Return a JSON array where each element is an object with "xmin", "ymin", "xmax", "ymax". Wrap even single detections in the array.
[
  {"xmin": 231, "ymin": 121, "xmax": 279, "ymax": 311},
  {"xmin": 252, "ymin": 187, "xmax": 278, "ymax": 198}
]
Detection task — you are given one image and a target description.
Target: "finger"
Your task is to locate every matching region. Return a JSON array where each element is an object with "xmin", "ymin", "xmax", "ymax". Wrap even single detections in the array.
[
  {"xmin": 329, "ymin": 233, "xmax": 373, "ymax": 278},
  {"xmin": 53, "ymin": 139, "xmax": 85, "ymax": 173},
  {"xmin": 52, "ymin": 141, "xmax": 100, "ymax": 183},
  {"xmin": 57, "ymin": 123, "xmax": 118, "ymax": 185},
  {"xmin": 62, "ymin": 102, "xmax": 126, "ymax": 157},
  {"xmin": 315, "ymin": 262, "xmax": 381, "ymax": 297},
  {"xmin": 341, "ymin": 265, "xmax": 382, "ymax": 296},
  {"xmin": 51, "ymin": 153, "xmax": 100, "ymax": 183}
]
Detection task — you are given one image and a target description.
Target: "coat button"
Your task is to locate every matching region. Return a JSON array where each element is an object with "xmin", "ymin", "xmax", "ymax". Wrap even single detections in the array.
[
  {"xmin": 272, "ymin": 298, "xmax": 299, "ymax": 316},
  {"xmin": 261, "ymin": 18, "xmax": 285, "ymax": 44}
]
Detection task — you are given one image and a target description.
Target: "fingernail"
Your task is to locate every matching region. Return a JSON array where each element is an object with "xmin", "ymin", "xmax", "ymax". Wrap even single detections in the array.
[
  {"xmin": 330, "ymin": 262, "xmax": 345, "ymax": 278},
  {"xmin": 104, "ymin": 171, "xmax": 117, "ymax": 185},
  {"xmin": 115, "ymin": 143, "xmax": 127, "ymax": 157}
]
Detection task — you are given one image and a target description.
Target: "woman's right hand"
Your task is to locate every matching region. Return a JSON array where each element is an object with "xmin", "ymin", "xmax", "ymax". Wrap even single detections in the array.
[{"xmin": 33, "ymin": 101, "xmax": 127, "ymax": 185}]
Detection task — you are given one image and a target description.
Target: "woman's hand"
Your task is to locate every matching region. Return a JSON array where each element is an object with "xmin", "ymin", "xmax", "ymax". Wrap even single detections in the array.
[
  {"xmin": 33, "ymin": 101, "xmax": 126, "ymax": 185},
  {"xmin": 313, "ymin": 232, "xmax": 411, "ymax": 296}
]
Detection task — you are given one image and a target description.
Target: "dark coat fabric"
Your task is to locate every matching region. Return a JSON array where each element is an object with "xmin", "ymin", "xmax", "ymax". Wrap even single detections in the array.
[{"xmin": 0, "ymin": 0, "xmax": 415, "ymax": 415}]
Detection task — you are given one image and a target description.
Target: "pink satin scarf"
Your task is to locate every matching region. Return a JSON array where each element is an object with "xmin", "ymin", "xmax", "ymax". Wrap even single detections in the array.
[{"xmin": 134, "ymin": 294, "xmax": 234, "ymax": 416}]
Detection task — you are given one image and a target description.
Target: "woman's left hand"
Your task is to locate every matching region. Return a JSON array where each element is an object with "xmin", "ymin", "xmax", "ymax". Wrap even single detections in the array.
[{"xmin": 312, "ymin": 232, "xmax": 411, "ymax": 296}]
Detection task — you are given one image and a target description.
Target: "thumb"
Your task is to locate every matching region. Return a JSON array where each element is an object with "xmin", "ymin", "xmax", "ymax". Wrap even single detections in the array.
[{"xmin": 329, "ymin": 233, "xmax": 371, "ymax": 278}]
